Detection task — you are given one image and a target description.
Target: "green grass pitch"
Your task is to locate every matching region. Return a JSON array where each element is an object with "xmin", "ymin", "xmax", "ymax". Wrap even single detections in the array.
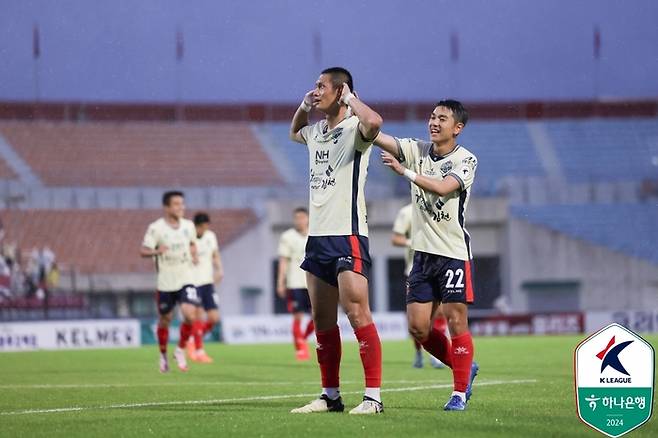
[{"xmin": 1, "ymin": 335, "xmax": 656, "ymax": 437}]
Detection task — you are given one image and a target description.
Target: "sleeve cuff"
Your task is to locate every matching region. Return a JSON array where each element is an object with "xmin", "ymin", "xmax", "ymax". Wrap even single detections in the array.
[{"xmin": 447, "ymin": 172, "xmax": 465, "ymax": 190}]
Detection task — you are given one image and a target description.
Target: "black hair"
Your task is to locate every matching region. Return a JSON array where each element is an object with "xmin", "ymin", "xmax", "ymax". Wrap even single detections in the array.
[
  {"xmin": 293, "ymin": 207, "xmax": 308, "ymax": 215},
  {"xmin": 435, "ymin": 99, "xmax": 468, "ymax": 126},
  {"xmin": 193, "ymin": 212, "xmax": 210, "ymax": 225},
  {"xmin": 162, "ymin": 190, "xmax": 184, "ymax": 206},
  {"xmin": 321, "ymin": 67, "xmax": 354, "ymax": 93}
]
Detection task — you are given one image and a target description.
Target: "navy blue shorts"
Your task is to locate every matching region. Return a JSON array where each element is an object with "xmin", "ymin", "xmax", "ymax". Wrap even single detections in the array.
[
  {"xmin": 300, "ymin": 235, "xmax": 371, "ymax": 287},
  {"xmin": 287, "ymin": 288, "xmax": 311, "ymax": 313},
  {"xmin": 156, "ymin": 285, "xmax": 200, "ymax": 315},
  {"xmin": 196, "ymin": 283, "xmax": 218, "ymax": 311},
  {"xmin": 406, "ymin": 252, "xmax": 475, "ymax": 305}
]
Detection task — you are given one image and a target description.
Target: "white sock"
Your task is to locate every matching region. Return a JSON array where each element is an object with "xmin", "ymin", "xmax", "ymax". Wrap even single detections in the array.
[
  {"xmin": 322, "ymin": 387, "xmax": 340, "ymax": 400},
  {"xmin": 452, "ymin": 391, "xmax": 466, "ymax": 402},
  {"xmin": 365, "ymin": 387, "xmax": 381, "ymax": 403}
]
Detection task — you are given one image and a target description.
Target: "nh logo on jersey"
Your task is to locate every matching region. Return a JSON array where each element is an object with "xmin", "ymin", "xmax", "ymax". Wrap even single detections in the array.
[
  {"xmin": 575, "ymin": 323, "xmax": 655, "ymax": 437},
  {"xmin": 315, "ymin": 150, "xmax": 329, "ymax": 164}
]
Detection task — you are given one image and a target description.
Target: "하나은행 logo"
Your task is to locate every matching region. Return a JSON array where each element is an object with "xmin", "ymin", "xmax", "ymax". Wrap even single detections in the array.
[{"xmin": 575, "ymin": 323, "xmax": 655, "ymax": 437}]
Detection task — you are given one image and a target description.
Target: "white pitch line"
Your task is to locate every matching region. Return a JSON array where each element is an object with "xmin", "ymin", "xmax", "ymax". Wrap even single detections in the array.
[
  {"xmin": 0, "ymin": 379, "xmax": 461, "ymax": 389},
  {"xmin": 0, "ymin": 379, "xmax": 537, "ymax": 416}
]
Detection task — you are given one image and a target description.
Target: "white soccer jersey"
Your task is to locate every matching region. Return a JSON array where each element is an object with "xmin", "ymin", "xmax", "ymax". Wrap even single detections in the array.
[
  {"xmin": 278, "ymin": 228, "xmax": 308, "ymax": 289},
  {"xmin": 392, "ymin": 203, "xmax": 414, "ymax": 276},
  {"xmin": 142, "ymin": 217, "xmax": 197, "ymax": 292},
  {"xmin": 300, "ymin": 115, "xmax": 373, "ymax": 237},
  {"xmin": 397, "ymin": 138, "xmax": 477, "ymax": 261},
  {"xmin": 191, "ymin": 229, "xmax": 219, "ymax": 287}
]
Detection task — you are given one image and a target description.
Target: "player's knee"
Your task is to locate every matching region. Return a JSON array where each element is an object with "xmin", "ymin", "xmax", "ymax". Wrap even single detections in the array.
[
  {"xmin": 408, "ymin": 323, "xmax": 430, "ymax": 342},
  {"xmin": 345, "ymin": 307, "xmax": 372, "ymax": 329}
]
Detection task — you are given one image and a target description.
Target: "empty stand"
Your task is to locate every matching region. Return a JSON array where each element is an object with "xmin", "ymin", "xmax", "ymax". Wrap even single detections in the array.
[
  {"xmin": 0, "ymin": 121, "xmax": 284, "ymax": 187},
  {"xmin": 511, "ymin": 203, "xmax": 658, "ymax": 264},
  {"xmin": 0, "ymin": 209, "xmax": 259, "ymax": 273}
]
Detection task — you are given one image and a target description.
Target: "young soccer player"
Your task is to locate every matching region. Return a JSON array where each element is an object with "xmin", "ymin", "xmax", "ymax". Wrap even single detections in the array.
[
  {"xmin": 276, "ymin": 207, "xmax": 314, "ymax": 361},
  {"xmin": 392, "ymin": 203, "xmax": 447, "ymax": 369},
  {"xmin": 140, "ymin": 191, "xmax": 199, "ymax": 373},
  {"xmin": 187, "ymin": 212, "xmax": 224, "ymax": 363},
  {"xmin": 375, "ymin": 100, "xmax": 479, "ymax": 411},
  {"xmin": 289, "ymin": 67, "xmax": 384, "ymax": 415}
]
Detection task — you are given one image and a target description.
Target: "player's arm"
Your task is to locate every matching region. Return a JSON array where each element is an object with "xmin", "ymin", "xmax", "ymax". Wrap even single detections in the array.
[
  {"xmin": 374, "ymin": 131, "xmax": 404, "ymax": 158},
  {"xmin": 140, "ymin": 245, "xmax": 166, "ymax": 258},
  {"xmin": 140, "ymin": 225, "xmax": 166, "ymax": 258},
  {"xmin": 340, "ymin": 83, "xmax": 382, "ymax": 141},
  {"xmin": 391, "ymin": 232, "xmax": 410, "ymax": 248},
  {"xmin": 189, "ymin": 241, "xmax": 199, "ymax": 265},
  {"xmin": 381, "ymin": 151, "xmax": 461, "ymax": 196},
  {"xmin": 276, "ymin": 256, "xmax": 289, "ymax": 299},
  {"xmin": 289, "ymin": 90, "xmax": 315, "ymax": 144},
  {"xmin": 212, "ymin": 249, "xmax": 224, "ymax": 285}
]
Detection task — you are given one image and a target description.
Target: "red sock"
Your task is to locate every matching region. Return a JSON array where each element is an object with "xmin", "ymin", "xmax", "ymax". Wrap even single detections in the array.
[
  {"xmin": 316, "ymin": 325, "xmax": 341, "ymax": 388},
  {"xmin": 304, "ymin": 320, "xmax": 315, "ymax": 338},
  {"xmin": 421, "ymin": 327, "xmax": 453, "ymax": 367},
  {"xmin": 433, "ymin": 316, "xmax": 448, "ymax": 333},
  {"xmin": 203, "ymin": 321, "xmax": 215, "ymax": 335},
  {"xmin": 157, "ymin": 326, "xmax": 169, "ymax": 354},
  {"xmin": 413, "ymin": 338, "xmax": 422, "ymax": 351},
  {"xmin": 354, "ymin": 323, "xmax": 382, "ymax": 388},
  {"xmin": 450, "ymin": 331, "xmax": 474, "ymax": 392},
  {"xmin": 193, "ymin": 320, "xmax": 205, "ymax": 350},
  {"xmin": 292, "ymin": 319, "xmax": 303, "ymax": 350},
  {"xmin": 178, "ymin": 322, "xmax": 193, "ymax": 349}
]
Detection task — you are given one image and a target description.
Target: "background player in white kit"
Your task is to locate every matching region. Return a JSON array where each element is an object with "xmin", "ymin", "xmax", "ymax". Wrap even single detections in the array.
[
  {"xmin": 187, "ymin": 212, "xmax": 224, "ymax": 364},
  {"xmin": 375, "ymin": 100, "xmax": 479, "ymax": 411},
  {"xmin": 140, "ymin": 191, "xmax": 199, "ymax": 373},
  {"xmin": 392, "ymin": 203, "xmax": 447, "ymax": 369},
  {"xmin": 289, "ymin": 67, "xmax": 385, "ymax": 415},
  {"xmin": 277, "ymin": 207, "xmax": 314, "ymax": 361}
]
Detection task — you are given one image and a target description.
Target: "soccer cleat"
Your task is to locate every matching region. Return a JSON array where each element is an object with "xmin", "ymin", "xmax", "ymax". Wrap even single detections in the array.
[
  {"xmin": 296, "ymin": 342, "xmax": 311, "ymax": 361},
  {"xmin": 429, "ymin": 355, "xmax": 446, "ymax": 369},
  {"xmin": 443, "ymin": 395, "xmax": 466, "ymax": 411},
  {"xmin": 193, "ymin": 350, "xmax": 214, "ymax": 364},
  {"xmin": 186, "ymin": 339, "xmax": 196, "ymax": 360},
  {"xmin": 290, "ymin": 394, "xmax": 345, "ymax": 413},
  {"xmin": 412, "ymin": 350, "xmax": 423, "ymax": 368},
  {"xmin": 173, "ymin": 346, "xmax": 189, "ymax": 372},
  {"xmin": 348, "ymin": 396, "xmax": 384, "ymax": 415},
  {"xmin": 159, "ymin": 353, "xmax": 169, "ymax": 373},
  {"xmin": 466, "ymin": 361, "xmax": 479, "ymax": 402}
]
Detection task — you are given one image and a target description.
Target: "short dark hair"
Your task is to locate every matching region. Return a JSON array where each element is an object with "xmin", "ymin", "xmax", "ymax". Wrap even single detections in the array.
[
  {"xmin": 321, "ymin": 67, "xmax": 354, "ymax": 93},
  {"xmin": 162, "ymin": 190, "xmax": 184, "ymax": 206},
  {"xmin": 435, "ymin": 99, "xmax": 468, "ymax": 126},
  {"xmin": 193, "ymin": 212, "xmax": 210, "ymax": 225},
  {"xmin": 293, "ymin": 207, "xmax": 308, "ymax": 215}
]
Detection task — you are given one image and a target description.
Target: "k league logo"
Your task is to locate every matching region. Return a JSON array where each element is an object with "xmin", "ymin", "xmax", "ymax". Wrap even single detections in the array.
[{"xmin": 575, "ymin": 323, "xmax": 655, "ymax": 437}]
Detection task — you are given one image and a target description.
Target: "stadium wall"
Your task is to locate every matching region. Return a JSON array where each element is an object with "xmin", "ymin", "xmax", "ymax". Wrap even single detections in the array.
[{"xmin": 507, "ymin": 218, "xmax": 658, "ymax": 312}]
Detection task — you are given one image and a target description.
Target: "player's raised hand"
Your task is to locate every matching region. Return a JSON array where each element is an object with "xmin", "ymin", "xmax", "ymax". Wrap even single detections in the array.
[
  {"xmin": 339, "ymin": 83, "xmax": 355, "ymax": 106},
  {"xmin": 381, "ymin": 151, "xmax": 404, "ymax": 175},
  {"xmin": 300, "ymin": 89, "xmax": 315, "ymax": 112}
]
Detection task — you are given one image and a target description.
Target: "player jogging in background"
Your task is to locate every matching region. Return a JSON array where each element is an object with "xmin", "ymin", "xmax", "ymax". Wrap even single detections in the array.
[
  {"xmin": 375, "ymin": 100, "xmax": 479, "ymax": 411},
  {"xmin": 186, "ymin": 212, "xmax": 224, "ymax": 364},
  {"xmin": 277, "ymin": 207, "xmax": 314, "ymax": 361},
  {"xmin": 289, "ymin": 67, "xmax": 384, "ymax": 415},
  {"xmin": 392, "ymin": 203, "xmax": 447, "ymax": 369},
  {"xmin": 141, "ymin": 191, "xmax": 199, "ymax": 373}
]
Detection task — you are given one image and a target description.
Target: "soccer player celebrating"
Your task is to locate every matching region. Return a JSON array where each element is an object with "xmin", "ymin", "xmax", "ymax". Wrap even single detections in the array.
[
  {"xmin": 187, "ymin": 212, "xmax": 224, "ymax": 364},
  {"xmin": 392, "ymin": 203, "xmax": 447, "ymax": 369},
  {"xmin": 289, "ymin": 67, "xmax": 384, "ymax": 415},
  {"xmin": 276, "ymin": 207, "xmax": 314, "ymax": 361},
  {"xmin": 375, "ymin": 100, "xmax": 479, "ymax": 411},
  {"xmin": 140, "ymin": 191, "xmax": 200, "ymax": 373}
]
